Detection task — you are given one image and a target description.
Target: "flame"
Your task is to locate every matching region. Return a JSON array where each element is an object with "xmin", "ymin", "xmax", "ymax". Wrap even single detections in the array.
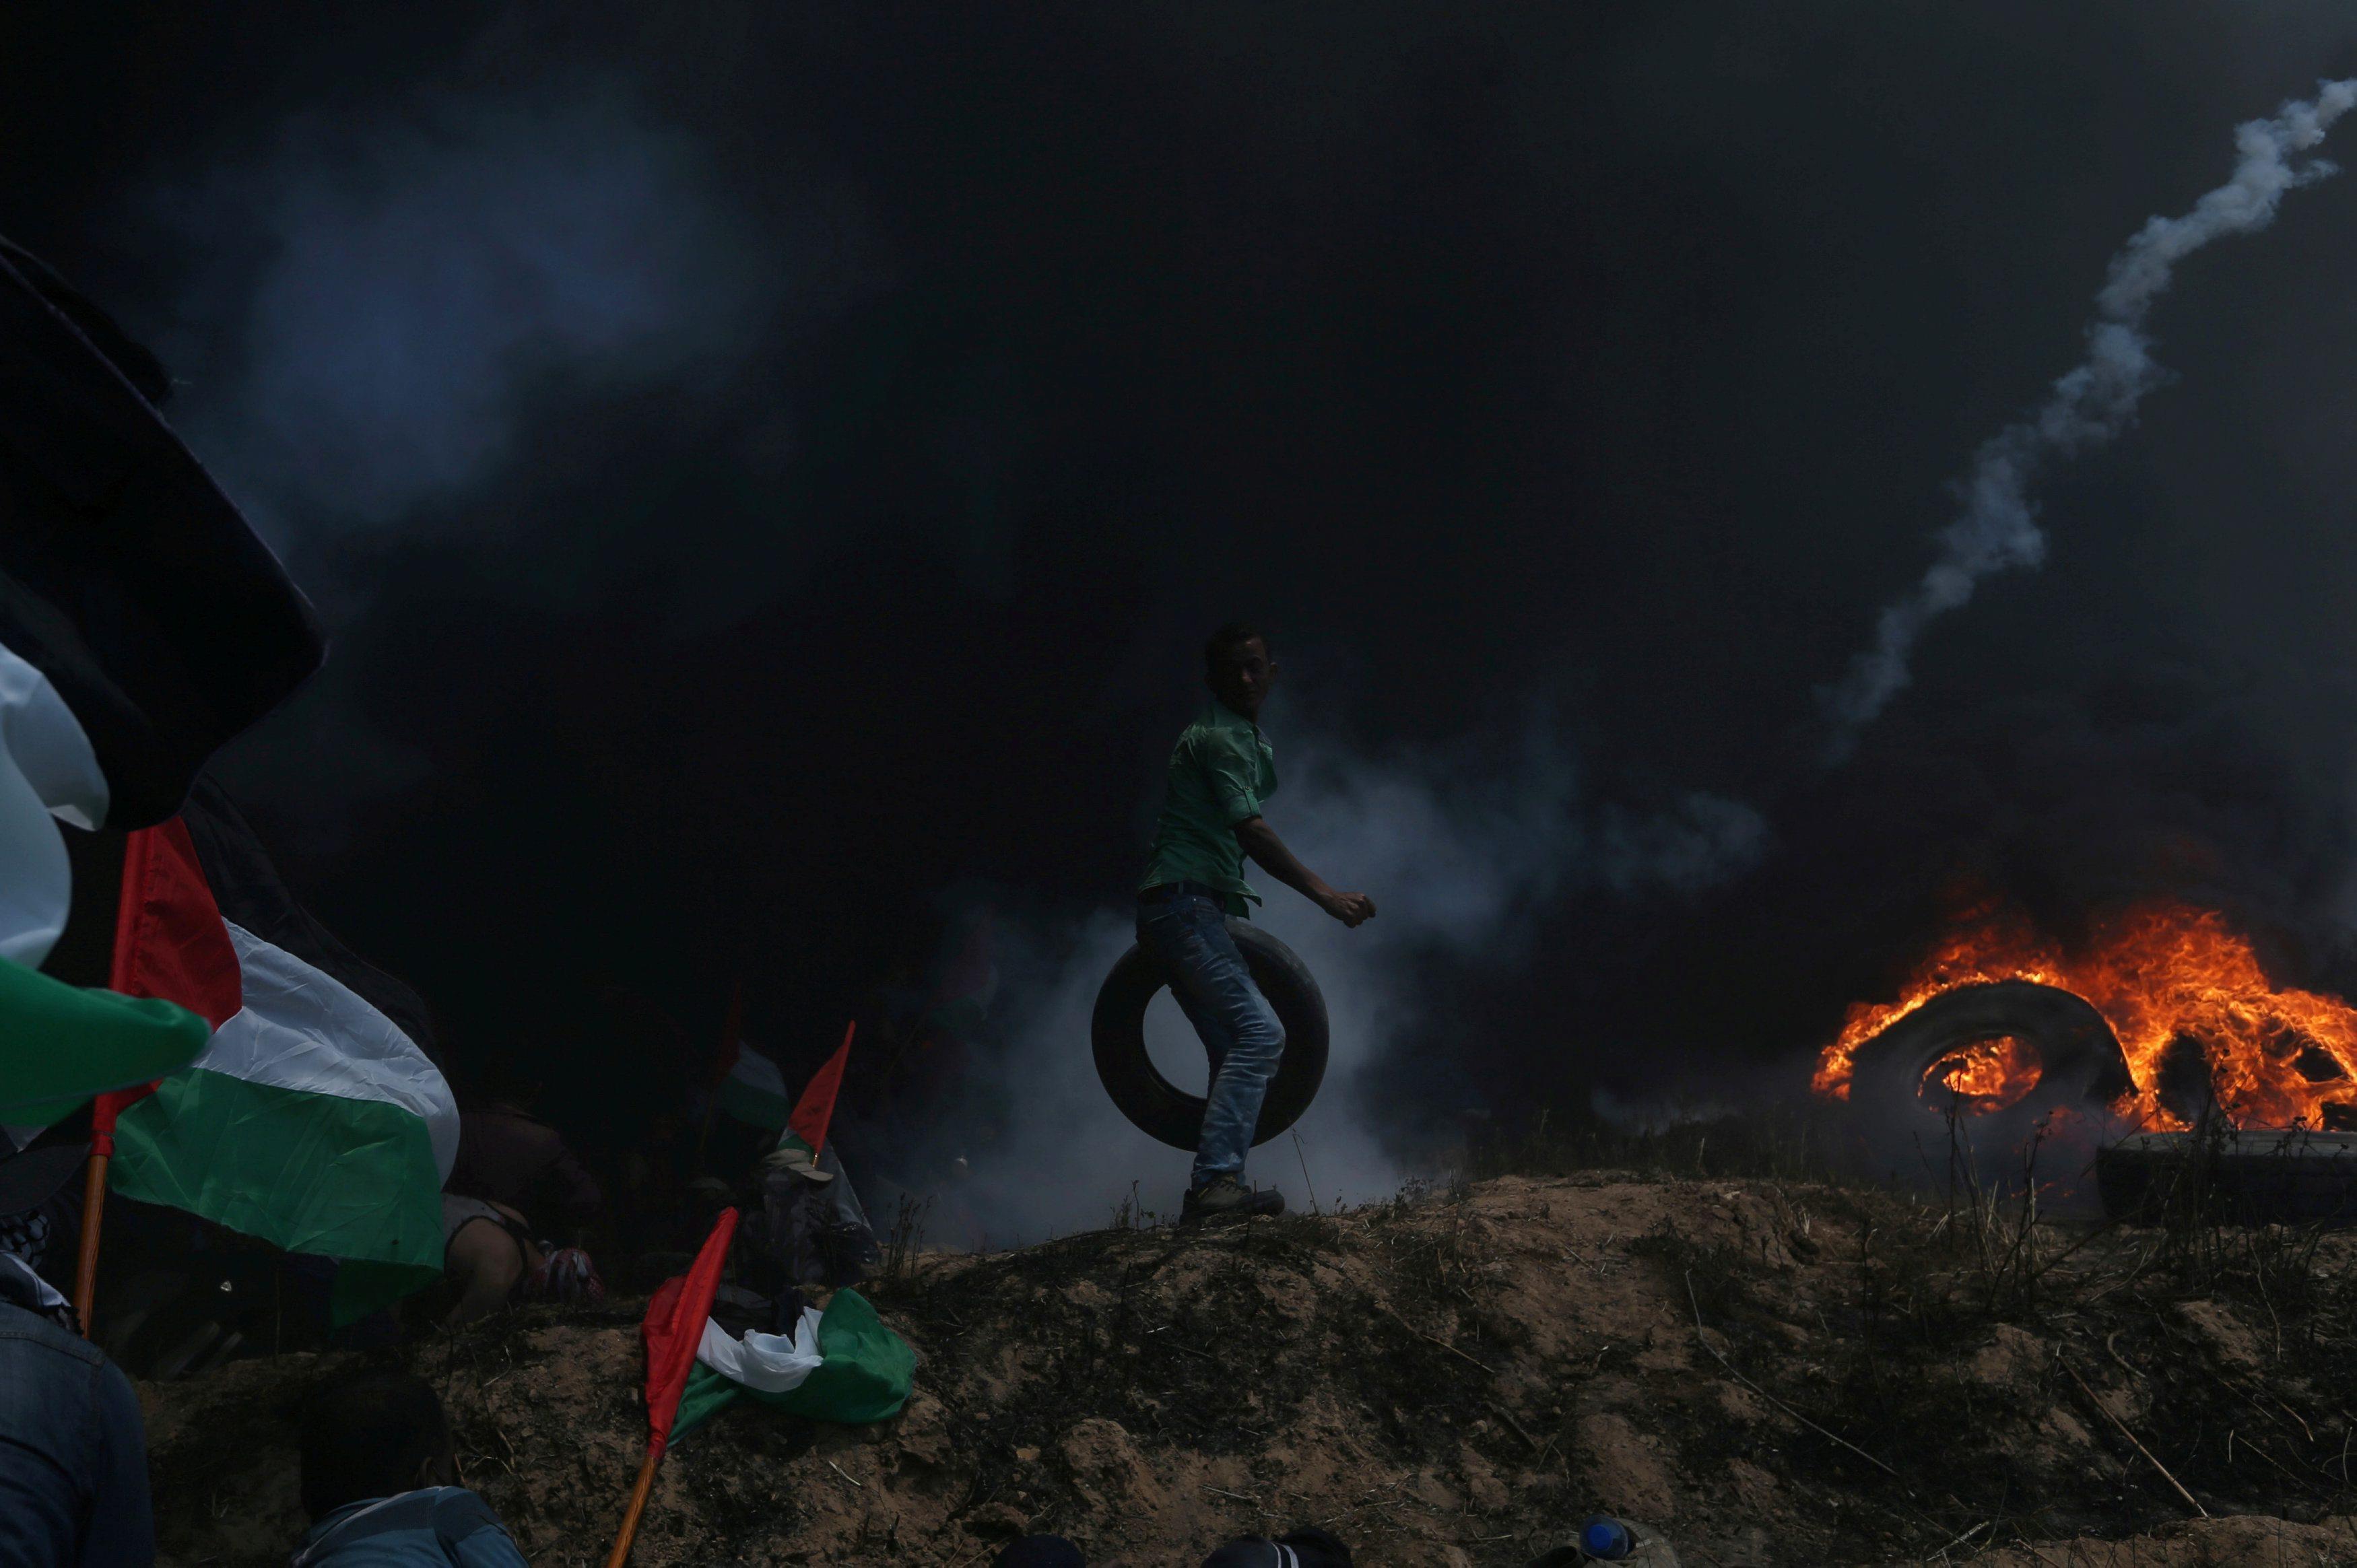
[
  {"xmin": 1923, "ymin": 1035, "xmax": 2042, "ymax": 1114},
  {"xmin": 1813, "ymin": 898, "xmax": 2357, "ymax": 1130}
]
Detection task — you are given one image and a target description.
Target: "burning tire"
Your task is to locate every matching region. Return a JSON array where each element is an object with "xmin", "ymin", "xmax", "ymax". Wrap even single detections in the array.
[
  {"xmin": 1847, "ymin": 980, "xmax": 2134, "ymax": 1124},
  {"xmin": 1092, "ymin": 919, "xmax": 1329, "ymax": 1152}
]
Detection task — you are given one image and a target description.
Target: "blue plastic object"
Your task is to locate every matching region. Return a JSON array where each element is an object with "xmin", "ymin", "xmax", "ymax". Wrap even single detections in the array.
[{"xmin": 1581, "ymin": 1516, "xmax": 1633, "ymax": 1561}]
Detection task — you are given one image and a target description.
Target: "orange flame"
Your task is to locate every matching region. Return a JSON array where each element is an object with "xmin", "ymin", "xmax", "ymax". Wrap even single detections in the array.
[
  {"xmin": 1813, "ymin": 899, "xmax": 2357, "ymax": 1130},
  {"xmin": 1923, "ymin": 1035, "xmax": 2042, "ymax": 1114}
]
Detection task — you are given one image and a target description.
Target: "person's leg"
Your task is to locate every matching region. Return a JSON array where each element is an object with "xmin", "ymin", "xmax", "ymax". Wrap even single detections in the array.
[
  {"xmin": 444, "ymin": 1220, "xmax": 525, "ymax": 1327},
  {"xmin": 1140, "ymin": 895, "xmax": 1286, "ymax": 1190}
]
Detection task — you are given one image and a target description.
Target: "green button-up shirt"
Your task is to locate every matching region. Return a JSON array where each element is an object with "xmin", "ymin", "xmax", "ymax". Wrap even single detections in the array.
[{"xmin": 1139, "ymin": 700, "xmax": 1278, "ymax": 914}]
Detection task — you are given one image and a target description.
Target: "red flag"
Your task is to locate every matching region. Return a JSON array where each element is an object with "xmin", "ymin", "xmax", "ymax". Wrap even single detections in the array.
[
  {"xmin": 639, "ymin": 1206, "xmax": 739, "ymax": 1456},
  {"xmin": 92, "ymin": 819, "xmax": 241, "ymax": 1143},
  {"xmin": 785, "ymin": 1021, "xmax": 855, "ymax": 1158}
]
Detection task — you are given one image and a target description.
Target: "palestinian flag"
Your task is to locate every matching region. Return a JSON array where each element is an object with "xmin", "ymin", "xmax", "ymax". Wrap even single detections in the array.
[
  {"xmin": 0, "ymin": 236, "xmax": 323, "ymax": 1128},
  {"xmin": 674, "ymin": 1288, "xmax": 914, "ymax": 1439},
  {"xmin": 0, "ymin": 641, "xmax": 211, "ymax": 1130},
  {"xmin": 96, "ymin": 780, "xmax": 455, "ymax": 1320},
  {"xmin": 772, "ymin": 1023, "xmax": 852, "ymax": 1175},
  {"xmin": 708, "ymin": 982, "xmax": 789, "ymax": 1131},
  {"xmin": 0, "ymin": 237, "xmax": 323, "ymax": 831},
  {"xmin": 716, "ymin": 1042, "xmax": 794, "ymax": 1131}
]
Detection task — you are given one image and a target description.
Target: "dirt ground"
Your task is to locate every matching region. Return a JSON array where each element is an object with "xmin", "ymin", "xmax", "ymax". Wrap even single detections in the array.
[{"xmin": 141, "ymin": 1173, "xmax": 2357, "ymax": 1566}]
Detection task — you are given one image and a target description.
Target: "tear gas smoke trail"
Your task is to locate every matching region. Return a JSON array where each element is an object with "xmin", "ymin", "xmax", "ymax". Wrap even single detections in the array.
[
  {"xmin": 938, "ymin": 729, "xmax": 1764, "ymax": 1243},
  {"xmin": 1820, "ymin": 79, "xmax": 2357, "ymax": 755}
]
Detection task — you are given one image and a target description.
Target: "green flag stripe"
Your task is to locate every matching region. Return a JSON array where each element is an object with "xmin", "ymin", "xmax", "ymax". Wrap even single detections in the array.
[
  {"xmin": 716, "ymin": 1075, "xmax": 793, "ymax": 1130},
  {"xmin": 672, "ymin": 1288, "xmax": 915, "ymax": 1442},
  {"xmin": 0, "ymin": 955, "xmax": 210, "ymax": 1125},
  {"xmin": 111, "ymin": 1068, "xmax": 444, "ymax": 1278}
]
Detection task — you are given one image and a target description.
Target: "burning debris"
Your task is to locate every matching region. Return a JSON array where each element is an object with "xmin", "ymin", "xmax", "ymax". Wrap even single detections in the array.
[{"xmin": 1816, "ymin": 898, "xmax": 2357, "ymax": 1132}]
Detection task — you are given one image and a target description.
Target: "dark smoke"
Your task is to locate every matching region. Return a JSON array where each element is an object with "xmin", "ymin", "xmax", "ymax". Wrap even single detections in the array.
[{"xmin": 5, "ymin": 4, "xmax": 2357, "ymax": 1196}]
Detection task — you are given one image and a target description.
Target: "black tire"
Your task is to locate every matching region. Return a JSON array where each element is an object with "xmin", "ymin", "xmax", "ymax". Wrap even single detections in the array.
[
  {"xmin": 1848, "ymin": 979, "xmax": 2134, "ymax": 1124},
  {"xmin": 1092, "ymin": 919, "xmax": 1330, "ymax": 1151}
]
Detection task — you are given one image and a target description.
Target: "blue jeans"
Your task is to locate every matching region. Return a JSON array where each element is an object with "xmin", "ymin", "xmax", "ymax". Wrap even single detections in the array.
[
  {"xmin": 0, "ymin": 1301, "xmax": 154, "ymax": 1567},
  {"xmin": 1137, "ymin": 891, "xmax": 1286, "ymax": 1189}
]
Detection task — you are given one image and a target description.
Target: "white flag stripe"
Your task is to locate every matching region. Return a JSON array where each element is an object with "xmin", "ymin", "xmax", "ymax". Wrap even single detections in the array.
[
  {"xmin": 728, "ymin": 1044, "xmax": 787, "ymax": 1098},
  {"xmin": 0, "ymin": 639, "xmax": 108, "ymax": 831},
  {"xmin": 0, "ymin": 640, "xmax": 108, "ymax": 968},
  {"xmin": 696, "ymin": 1306, "xmax": 826, "ymax": 1394},
  {"xmin": 195, "ymin": 922, "xmax": 461, "ymax": 1180}
]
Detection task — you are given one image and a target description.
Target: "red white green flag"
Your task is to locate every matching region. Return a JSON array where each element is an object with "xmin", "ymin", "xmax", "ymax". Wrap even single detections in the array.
[
  {"xmin": 772, "ymin": 1022, "xmax": 853, "ymax": 1174},
  {"xmin": 98, "ymin": 785, "xmax": 457, "ymax": 1319}
]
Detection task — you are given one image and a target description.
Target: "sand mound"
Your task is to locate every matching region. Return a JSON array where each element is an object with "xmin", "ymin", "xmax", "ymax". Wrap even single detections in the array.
[{"xmin": 140, "ymin": 1175, "xmax": 2357, "ymax": 1565}]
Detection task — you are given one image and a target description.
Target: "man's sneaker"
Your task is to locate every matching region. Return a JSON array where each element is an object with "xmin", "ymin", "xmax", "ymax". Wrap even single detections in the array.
[{"xmin": 1181, "ymin": 1175, "xmax": 1285, "ymax": 1224}]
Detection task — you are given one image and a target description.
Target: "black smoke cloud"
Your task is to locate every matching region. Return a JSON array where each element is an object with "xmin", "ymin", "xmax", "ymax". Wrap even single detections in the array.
[{"xmin": 7, "ymin": 3, "xmax": 2357, "ymax": 1182}]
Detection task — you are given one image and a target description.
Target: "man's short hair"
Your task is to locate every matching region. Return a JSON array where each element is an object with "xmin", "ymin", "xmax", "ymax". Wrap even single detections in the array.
[
  {"xmin": 299, "ymin": 1369, "xmax": 453, "ymax": 1518},
  {"xmin": 1203, "ymin": 621, "xmax": 1269, "ymax": 675}
]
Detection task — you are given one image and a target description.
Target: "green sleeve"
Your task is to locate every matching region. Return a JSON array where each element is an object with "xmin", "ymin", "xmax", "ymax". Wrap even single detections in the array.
[{"xmin": 1197, "ymin": 728, "xmax": 1266, "ymax": 825}]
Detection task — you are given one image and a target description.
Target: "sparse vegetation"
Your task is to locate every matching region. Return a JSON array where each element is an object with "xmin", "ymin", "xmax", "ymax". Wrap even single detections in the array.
[{"xmin": 135, "ymin": 1118, "xmax": 2357, "ymax": 1564}]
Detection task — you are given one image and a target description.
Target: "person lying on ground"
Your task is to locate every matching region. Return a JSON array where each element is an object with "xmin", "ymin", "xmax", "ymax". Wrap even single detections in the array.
[
  {"xmin": 1137, "ymin": 621, "xmax": 1375, "ymax": 1223},
  {"xmin": 446, "ymin": 1066, "xmax": 603, "ymax": 1244},
  {"xmin": 0, "ymin": 1143, "xmax": 155, "ymax": 1568},
  {"xmin": 292, "ymin": 1370, "xmax": 528, "ymax": 1568},
  {"xmin": 440, "ymin": 1196, "xmax": 542, "ymax": 1328}
]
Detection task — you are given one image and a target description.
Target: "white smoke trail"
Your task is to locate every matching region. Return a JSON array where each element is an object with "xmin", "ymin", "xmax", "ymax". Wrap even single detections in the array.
[{"xmin": 1820, "ymin": 79, "xmax": 2357, "ymax": 755}]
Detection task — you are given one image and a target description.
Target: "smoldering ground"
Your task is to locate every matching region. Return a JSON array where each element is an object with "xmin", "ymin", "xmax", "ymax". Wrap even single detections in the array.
[{"xmin": 8, "ymin": 4, "xmax": 2357, "ymax": 1204}]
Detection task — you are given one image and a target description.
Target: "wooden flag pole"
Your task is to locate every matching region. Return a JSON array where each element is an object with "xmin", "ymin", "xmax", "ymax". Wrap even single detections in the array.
[
  {"xmin": 605, "ymin": 1443, "xmax": 663, "ymax": 1568},
  {"xmin": 72, "ymin": 1137, "xmax": 110, "ymax": 1329}
]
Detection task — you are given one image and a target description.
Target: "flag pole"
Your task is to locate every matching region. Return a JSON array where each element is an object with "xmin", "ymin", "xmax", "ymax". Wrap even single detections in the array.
[
  {"xmin": 605, "ymin": 1443, "xmax": 663, "ymax": 1568},
  {"xmin": 609, "ymin": 1205, "xmax": 739, "ymax": 1567},
  {"xmin": 73, "ymin": 1131, "xmax": 110, "ymax": 1328},
  {"xmin": 79, "ymin": 826, "xmax": 158, "ymax": 1334}
]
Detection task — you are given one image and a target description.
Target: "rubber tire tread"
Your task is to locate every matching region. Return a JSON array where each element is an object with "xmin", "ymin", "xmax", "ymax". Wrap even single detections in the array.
[
  {"xmin": 1092, "ymin": 918, "xmax": 1330, "ymax": 1152},
  {"xmin": 1847, "ymin": 978, "xmax": 2133, "ymax": 1117}
]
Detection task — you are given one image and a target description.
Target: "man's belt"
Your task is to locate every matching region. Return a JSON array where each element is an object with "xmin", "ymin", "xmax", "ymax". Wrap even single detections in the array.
[{"xmin": 1137, "ymin": 880, "xmax": 1228, "ymax": 904}]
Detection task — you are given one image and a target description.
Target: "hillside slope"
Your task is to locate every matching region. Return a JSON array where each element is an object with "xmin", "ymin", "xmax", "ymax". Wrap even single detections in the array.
[{"xmin": 142, "ymin": 1173, "xmax": 2357, "ymax": 1565}]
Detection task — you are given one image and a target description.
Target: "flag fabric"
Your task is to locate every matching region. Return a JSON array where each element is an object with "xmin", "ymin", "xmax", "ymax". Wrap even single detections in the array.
[
  {"xmin": 0, "ymin": 238, "xmax": 323, "ymax": 832},
  {"xmin": 775, "ymin": 1023, "xmax": 853, "ymax": 1171},
  {"xmin": 0, "ymin": 237, "xmax": 321, "ymax": 1133},
  {"xmin": 99, "ymin": 782, "xmax": 455, "ymax": 1321},
  {"xmin": 0, "ymin": 641, "xmax": 209, "ymax": 1128},
  {"xmin": 673, "ymin": 1288, "xmax": 914, "ymax": 1440},
  {"xmin": 639, "ymin": 1208, "xmax": 740, "ymax": 1456},
  {"xmin": 716, "ymin": 1042, "xmax": 794, "ymax": 1131}
]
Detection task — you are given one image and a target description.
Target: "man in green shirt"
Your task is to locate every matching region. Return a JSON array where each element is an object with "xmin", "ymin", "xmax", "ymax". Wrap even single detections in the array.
[{"xmin": 1137, "ymin": 623, "xmax": 1376, "ymax": 1221}]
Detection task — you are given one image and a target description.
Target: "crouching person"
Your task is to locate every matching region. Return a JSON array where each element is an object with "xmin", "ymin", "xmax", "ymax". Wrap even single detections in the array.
[{"xmin": 292, "ymin": 1371, "xmax": 527, "ymax": 1567}]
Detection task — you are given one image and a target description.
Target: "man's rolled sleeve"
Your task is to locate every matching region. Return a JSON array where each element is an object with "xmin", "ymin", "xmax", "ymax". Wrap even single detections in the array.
[{"xmin": 1199, "ymin": 731, "xmax": 1265, "ymax": 825}]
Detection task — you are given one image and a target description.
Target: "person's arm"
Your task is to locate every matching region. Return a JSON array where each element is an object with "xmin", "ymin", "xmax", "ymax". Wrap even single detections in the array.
[{"xmin": 1233, "ymin": 817, "xmax": 1375, "ymax": 928}]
